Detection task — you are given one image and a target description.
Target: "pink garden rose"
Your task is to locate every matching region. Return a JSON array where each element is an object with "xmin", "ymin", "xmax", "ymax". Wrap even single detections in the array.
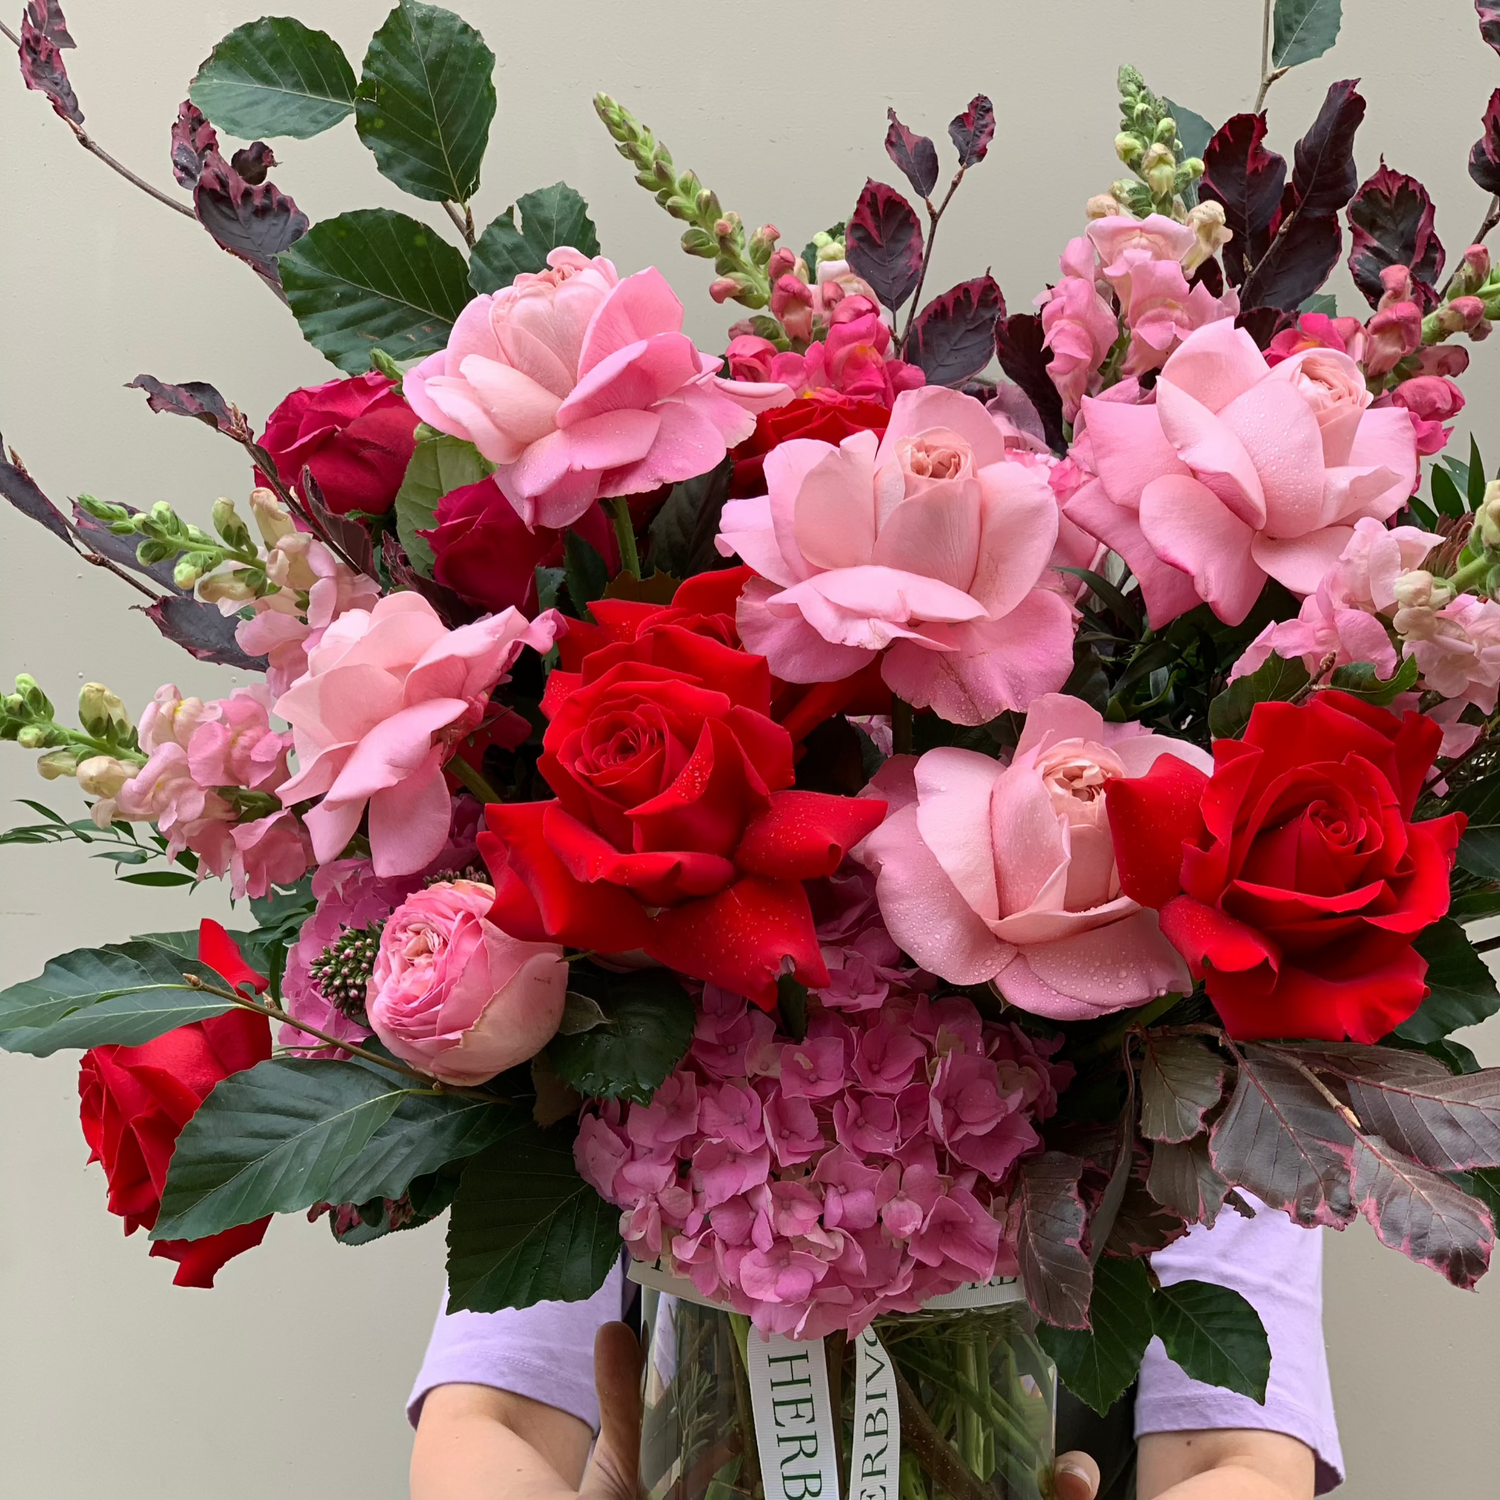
[
  {"xmin": 854, "ymin": 694, "xmax": 1212, "ymax": 1019},
  {"xmin": 275, "ymin": 593, "xmax": 559, "ymax": 877},
  {"xmin": 404, "ymin": 248, "xmax": 789, "ymax": 530},
  {"xmin": 1064, "ymin": 319, "xmax": 1420, "ymax": 628},
  {"xmin": 366, "ymin": 880, "xmax": 567, "ymax": 1085},
  {"xmin": 716, "ymin": 386, "xmax": 1077, "ymax": 725}
]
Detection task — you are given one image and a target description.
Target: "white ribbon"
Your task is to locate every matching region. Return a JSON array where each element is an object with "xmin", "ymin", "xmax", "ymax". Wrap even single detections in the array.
[{"xmin": 849, "ymin": 1327, "xmax": 900, "ymax": 1500}]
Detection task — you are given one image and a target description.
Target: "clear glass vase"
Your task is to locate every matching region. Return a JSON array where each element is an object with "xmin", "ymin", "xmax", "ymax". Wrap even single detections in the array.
[{"xmin": 638, "ymin": 1286, "xmax": 1057, "ymax": 1500}]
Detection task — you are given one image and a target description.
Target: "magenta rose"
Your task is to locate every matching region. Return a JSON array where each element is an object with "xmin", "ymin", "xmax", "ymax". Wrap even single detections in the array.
[
  {"xmin": 259, "ymin": 372, "xmax": 420, "ymax": 516},
  {"xmin": 366, "ymin": 880, "xmax": 568, "ymax": 1084}
]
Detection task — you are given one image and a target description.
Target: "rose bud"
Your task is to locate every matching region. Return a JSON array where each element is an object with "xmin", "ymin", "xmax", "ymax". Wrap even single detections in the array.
[{"xmin": 366, "ymin": 880, "xmax": 568, "ymax": 1085}]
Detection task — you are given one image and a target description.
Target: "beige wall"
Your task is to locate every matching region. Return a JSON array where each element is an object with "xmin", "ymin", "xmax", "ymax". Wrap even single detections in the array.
[{"xmin": 2, "ymin": 1, "xmax": 1498, "ymax": 1494}]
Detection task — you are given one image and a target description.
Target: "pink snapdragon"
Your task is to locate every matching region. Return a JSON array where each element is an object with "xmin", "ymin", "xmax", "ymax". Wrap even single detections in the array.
[
  {"xmin": 1381, "ymin": 376, "xmax": 1466, "ymax": 456},
  {"xmin": 577, "ymin": 990, "xmax": 1071, "ymax": 1338},
  {"xmin": 404, "ymin": 249, "xmax": 789, "ymax": 530},
  {"xmin": 1265, "ymin": 311, "xmax": 1371, "ymax": 367},
  {"xmin": 274, "ymin": 593, "xmax": 559, "ymax": 877},
  {"xmin": 1039, "ymin": 237, "xmax": 1118, "ymax": 420},
  {"xmin": 717, "ymin": 386, "xmax": 1077, "ymax": 726},
  {"xmin": 1397, "ymin": 591, "xmax": 1500, "ymax": 714}
]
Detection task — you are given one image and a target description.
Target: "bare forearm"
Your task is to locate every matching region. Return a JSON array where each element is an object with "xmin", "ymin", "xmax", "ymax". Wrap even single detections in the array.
[{"xmin": 1137, "ymin": 1430, "xmax": 1315, "ymax": 1500}]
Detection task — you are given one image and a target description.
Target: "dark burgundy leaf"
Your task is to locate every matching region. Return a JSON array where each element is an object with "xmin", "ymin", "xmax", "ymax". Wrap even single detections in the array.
[
  {"xmin": 18, "ymin": 11, "xmax": 82, "ymax": 125},
  {"xmin": 1289, "ymin": 79, "xmax": 1365, "ymax": 217},
  {"xmin": 141, "ymin": 596, "xmax": 268, "ymax": 671},
  {"xmin": 1015, "ymin": 1152, "xmax": 1093, "ymax": 1329},
  {"xmin": 845, "ymin": 179, "xmax": 924, "ymax": 312},
  {"xmin": 126, "ymin": 374, "xmax": 241, "ymax": 435},
  {"xmin": 1190, "ymin": 255, "xmax": 1225, "ymax": 296},
  {"xmin": 948, "ymin": 94, "xmax": 995, "ymax": 168},
  {"xmin": 1209, "ymin": 1044, "xmax": 1356, "ymax": 1228},
  {"xmin": 905, "ymin": 275, "xmax": 1005, "ymax": 387},
  {"xmin": 1236, "ymin": 305, "xmax": 1296, "ymax": 350},
  {"xmin": 1347, "ymin": 161, "xmax": 1446, "ymax": 310},
  {"xmin": 230, "ymin": 142, "xmax": 277, "ymax": 186},
  {"xmin": 1479, "ymin": 0, "xmax": 1500, "ymax": 55},
  {"xmin": 1199, "ymin": 113, "xmax": 1286, "ymax": 287},
  {"xmin": 1469, "ymin": 89, "xmax": 1500, "ymax": 197},
  {"xmin": 381, "ymin": 533, "xmax": 479, "ymax": 627},
  {"xmin": 71, "ymin": 502, "xmax": 183, "ymax": 593},
  {"xmin": 1147, "ymin": 1136, "xmax": 1234, "ymax": 1228},
  {"xmin": 170, "ymin": 100, "xmax": 219, "ymax": 189},
  {"xmin": 0, "ymin": 440, "xmax": 76, "ymax": 550},
  {"xmin": 884, "ymin": 108, "xmax": 939, "ymax": 200},
  {"xmin": 300, "ymin": 466, "xmax": 375, "ymax": 578},
  {"xmin": 1240, "ymin": 209, "xmax": 1343, "ymax": 312},
  {"xmin": 1140, "ymin": 1035, "xmax": 1225, "ymax": 1145},
  {"xmin": 25, "ymin": 1, "xmax": 74, "ymax": 46},
  {"xmin": 1106, "ymin": 1145, "xmax": 1191, "ymax": 1257},
  {"xmin": 194, "ymin": 157, "xmax": 309, "ymax": 295},
  {"xmin": 995, "ymin": 312, "xmax": 1067, "ymax": 454},
  {"xmin": 1352, "ymin": 1133, "xmax": 1493, "ymax": 1288}
]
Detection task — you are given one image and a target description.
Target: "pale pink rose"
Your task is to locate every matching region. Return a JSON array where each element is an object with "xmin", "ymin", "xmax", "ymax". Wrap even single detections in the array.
[
  {"xmin": 366, "ymin": 879, "xmax": 567, "ymax": 1084},
  {"xmin": 856, "ymin": 694, "xmax": 1212, "ymax": 1019},
  {"xmin": 717, "ymin": 386, "xmax": 1077, "ymax": 726},
  {"xmin": 1064, "ymin": 319, "xmax": 1420, "ymax": 628},
  {"xmin": 275, "ymin": 593, "xmax": 559, "ymax": 877},
  {"xmin": 404, "ymin": 248, "xmax": 789, "ymax": 530},
  {"xmin": 228, "ymin": 810, "xmax": 311, "ymax": 900}
]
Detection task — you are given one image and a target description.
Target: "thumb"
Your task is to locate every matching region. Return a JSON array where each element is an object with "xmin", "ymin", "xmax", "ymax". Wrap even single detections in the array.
[
  {"xmin": 580, "ymin": 1322, "xmax": 643, "ymax": 1500},
  {"xmin": 1054, "ymin": 1450, "xmax": 1101, "ymax": 1500}
]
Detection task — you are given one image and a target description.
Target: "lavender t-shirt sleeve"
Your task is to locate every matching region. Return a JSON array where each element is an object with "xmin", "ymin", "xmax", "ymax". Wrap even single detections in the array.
[
  {"xmin": 1135, "ymin": 1194, "xmax": 1345, "ymax": 1493},
  {"xmin": 407, "ymin": 1263, "xmax": 625, "ymax": 1430}
]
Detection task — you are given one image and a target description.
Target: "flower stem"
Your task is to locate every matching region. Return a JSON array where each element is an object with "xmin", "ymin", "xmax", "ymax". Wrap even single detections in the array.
[
  {"xmin": 447, "ymin": 753, "xmax": 504, "ymax": 805},
  {"xmin": 608, "ymin": 496, "xmax": 641, "ymax": 579}
]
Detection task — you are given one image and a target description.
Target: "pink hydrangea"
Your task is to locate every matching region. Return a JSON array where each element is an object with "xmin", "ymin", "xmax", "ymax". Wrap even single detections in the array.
[
  {"xmin": 716, "ymin": 386, "xmax": 1078, "ymax": 726},
  {"xmin": 806, "ymin": 863, "xmax": 932, "ymax": 1012},
  {"xmin": 576, "ymin": 991, "xmax": 1071, "ymax": 1339},
  {"xmin": 404, "ymin": 248, "xmax": 789, "ymax": 530}
]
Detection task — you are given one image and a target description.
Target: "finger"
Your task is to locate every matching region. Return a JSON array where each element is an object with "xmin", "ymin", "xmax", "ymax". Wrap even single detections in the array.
[
  {"xmin": 581, "ymin": 1322, "xmax": 644, "ymax": 1500},
  {"xmin": 1054, "ymin": 1449, "xmax": 1101, "ymax": 1500}
]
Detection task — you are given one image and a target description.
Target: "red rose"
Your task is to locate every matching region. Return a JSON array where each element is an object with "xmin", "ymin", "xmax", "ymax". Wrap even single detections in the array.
[
  {"xmin": 259, "ymin": 372, "xmax": 420, "ymax": 516},
  {"xmin": 481, "ymin": 629, "xmax": 887, "ymax": 1007},
  {"xmin": 729, "ymin": 393, "xmax": 892, "ymax": 496},
  {"xmin": 422, "ymin": 481, "xmax": 618, "ymax": 614},
  {"xmin": 77, "ymin": 921, "xmax": 272, "ymax": 1286},
  {"xmin": 1105, "ymin": 693, "xmax": 1464, "ymax": 1043}
]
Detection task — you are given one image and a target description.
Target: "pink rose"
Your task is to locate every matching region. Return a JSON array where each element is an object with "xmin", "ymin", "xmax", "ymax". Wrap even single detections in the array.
[
  {"xmin": 404, "ymin": 248, "xmax": 789, "ymax": 530},
  {"xmin": 275, "ymin": 593, "xmax": 559, "ymax": 876},
  {"xmin": 1064, "ymin": 319, "xmax": 1420, "ymax": 628},
  {"xmin": 366, "ymin": 880, "xmax": 567, "ymax": 1084},
  {"xmin": 717, "ymin": 386, "xmax": 1076, "ymax": 726},
  {"xmin": 855, "ymin": 694, "xmax": 1211, "ymax": 1019}
]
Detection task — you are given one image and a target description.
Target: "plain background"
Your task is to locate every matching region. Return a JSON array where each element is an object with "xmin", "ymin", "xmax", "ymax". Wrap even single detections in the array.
[{"xmin": 2, "ymin": 1, "xmax": 1499, "ymax": 1494}]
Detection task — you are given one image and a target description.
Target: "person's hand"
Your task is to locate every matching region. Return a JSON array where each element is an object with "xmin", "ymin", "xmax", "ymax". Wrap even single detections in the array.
[
  {"xmin": 577, "ymin": 1323, "xmax": 643, "ymax": 1500},
  {"xmin": 1055, "ymin": 1450, "xmax": 1103, "ymax": 1500}
]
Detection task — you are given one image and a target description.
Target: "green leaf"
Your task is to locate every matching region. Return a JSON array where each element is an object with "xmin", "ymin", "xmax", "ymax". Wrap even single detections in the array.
[
  {"xmin": 1431, "ymin": 465, "xmax": 1467, "ymax": 519},
  {"xmin": 117, "ymin": 869, "xmax": 197, "ymax": 887},
  {"xmin": 1327, "ymin": 654, "xmax": 1418, "ymax": 706},
  {"xmin": 547, "ymin": 967, "xmax": 695, "ymax": 1104},
  {"xmin": 1299, "ymin": 292, "xmax": 1338, "ymax": 315},
  {"xmin": 1395, "ymin": 918, "xmax": 1500, "ymax": 1043},
  {"xmin": 1469, "ymin": 434, "xmax": 1488, "ymax": 511},
  {"xmin": 1207, "ymin": 652, "xmax": 1309, "ymax": 741},
  {"xmin": 468, "ymin": 183, "xmax": 602, "ymax": 294},
  {"xmin": 155, "ymin": 1058, "xmax": 515, "ymax": 1239},
  {"xmin": 279, "ymin": 208, "xmax": 472, "ymax": 373},
  {"xmin": 1038, "ymin": 1256, "xmax": 1156, "ymax": 1415},
  {"xmin": 190, "ymin": 17, "xmax": 356, "ymax": 140},
  {"xmin": 355, "ymin": 0, "xmax": 496, "ymax": 204},
  {"xmin": 393, "ymin": 428, "xmax": 495, "ymax": 575},
  {"xmin": 563, "ymin": 528, "xmax": 609, "ymax": 613},
  {"xmin": 1272, "ymin": 0, "xmax": 1342, "ymax": 70},
  {"xmin": 0, "ymin": 941, "xmax": 235, "ymax": 1055},
  {"xmin": 446, "ymin": 1121, "xmax": 621, "ymax": 1313},
  {"xmin": 1165, "ymin": 100, "xmax": 1215, "ymax": 165},
  {"xmin": 1140, "ymin": 1035, "xmax": 1226, "ymax": 1145},
  {"xmin": 646, "ymin": 460, "xmax": 734, "ymax": 579},
  {"xmin": 1449, "ymin": 775, "xmax": 1500, "ymax": 881},
  {"xmin": 1153, "ymin": 1279, "xmax": 1271, "ymax": 1401}
]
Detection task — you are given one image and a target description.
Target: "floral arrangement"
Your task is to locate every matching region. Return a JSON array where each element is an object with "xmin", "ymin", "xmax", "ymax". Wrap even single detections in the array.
[{"xmin": 8, "ymin": 0, "xmax": 1500, "ymax": 1424}]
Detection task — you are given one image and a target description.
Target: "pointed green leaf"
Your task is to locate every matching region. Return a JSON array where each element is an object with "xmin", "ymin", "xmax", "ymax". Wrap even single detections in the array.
[
  {"xmin": 1207, "ymin": 652, "xmax": 1310, "ymax": 741},
  {"xmin": 0, "ymin": 941, "xmax": 236, "ymax": 1055},
  {"xmin": 1327, "ymin": 654, "xmax": 1419, "ymax": 706},
  {"xmin": 469, "ymin": 209, "xmax": 543, "ymax": 294},
  {"xmin": 393, "ymin": 427, "xmax": 494, "ymax": 575},
  {"xmin": 1431, "ymin": 465, "xmax": 1466, "ymax": 519},
  {"xmin": 1449, "ymin": 774, "xmax": 1500, "ymax": 881},
  {"xmin": 563, "ymin": 528, "xmax": 608, "ymax": 612},
  {"xmin": 447, "ymin": 1121, "xmax": 620, "ymax": 1312},
  {"xmin": 1153, "ymin": 1279, "xmax": 1271, "ymax": 1401},
  {"xmin": 356, "ymin": 0, "xmax": 496, "ymax": 203},
  {"xmin": 279, "ymin": 208, "xmax": 471, "ymax": 373},
  {"xmin": 190, "ymin": 17, "xmax": 356, "ymax": 140},
  {"xmin": 1272, "ymin": 0, "xmax": 1342, "ymax": 70},
  {"xmin": 1397, "ymin": 918, "xmax": 1500, "ymax": 1043},
  {"xmin": 469, "ymin": 184, "xmax": 601, "ymax": 295},
  {"xmin": 1038, "ymin": 1256, "xmax": 1156, "ymax": 1415},
  {"xmin": 1469, "ymin": 435, "xmax": 1488, "ymax": 510},
  {"xmin": 547, "ymin": 967, "xmax": 695, "ymax": 1104}
]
